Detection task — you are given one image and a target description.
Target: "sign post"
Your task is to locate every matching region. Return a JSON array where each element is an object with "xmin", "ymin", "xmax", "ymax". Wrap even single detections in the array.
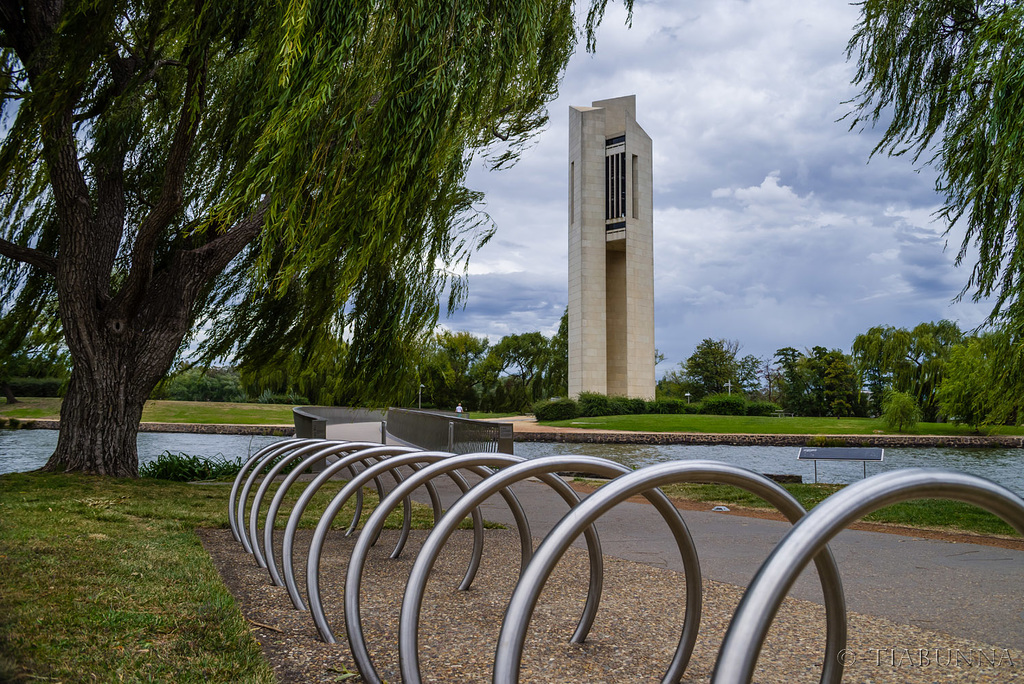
[{"xmin": 797, "ymin": 447, "xmax": 884, "ymax": 482}]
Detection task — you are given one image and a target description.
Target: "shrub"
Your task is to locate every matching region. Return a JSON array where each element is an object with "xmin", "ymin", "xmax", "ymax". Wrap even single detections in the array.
[
  {"xmin": 626, "ymin": 397, "xmax": 648, "ymax": 415},
  {"xmin": 647, "ymin": 398, "xmax": 684, "ymax": 414},
  {"xmin": 577, "ymin": 392, "xmax": 611, "ymax": 417},
  {"xmin": 746, "ymin": 401, "xmax": 782, "ymax": 417},
  {"xmin": 154, "ymin": 367, "xmax": 245, "ymax": 402},
  {"xmin": 139, "ymin": 450, "xmax": 246, "ymax": 481},
  {"xmin": 681, "ymin": 402, "xmax": 701, "ymax": 414},
  {"xmin": 882, "ymin": 390, "xmax": 921, "ymax": 433},
  {"xmin": 533, "ymin": 398, "xmax": 579, "ymax": 421},
  {"xmin": 699, "ymin": 393, "xmax": 747, "ymax": 416},
  {"xmin": 7, "ymin": 377, "xmax": 64, "ymax": 397},
  {"xmin": 607, "ymin": 396, "xmax": 631, "ymax": 416}
]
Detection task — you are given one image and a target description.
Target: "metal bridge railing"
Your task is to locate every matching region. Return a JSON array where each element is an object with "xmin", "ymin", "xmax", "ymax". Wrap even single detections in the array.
[{"xmin": 384, "ymin": 407, "xmax": 514, "ymax": 454}]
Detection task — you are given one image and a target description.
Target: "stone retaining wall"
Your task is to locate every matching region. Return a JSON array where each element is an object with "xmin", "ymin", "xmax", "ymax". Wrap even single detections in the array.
[
  {"xmin": 6, "ymin": 416, "xmax": 1020, "ymax": 448},
  {"xmin": 514, "ymin": 430, "xmax": 1024, "ymax": 449}
]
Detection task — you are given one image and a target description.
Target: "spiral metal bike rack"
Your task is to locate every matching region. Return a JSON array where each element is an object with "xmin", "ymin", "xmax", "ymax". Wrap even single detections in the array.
[
  {"xmin": 245, "ymin": 441, "xmax": 380, "ymax": 569},
  {"xmin": 221, "ymin": 444, "xmax": 1023, "ymax": 684},
  {"xmin": 310, "ymin": 454, "xmax": 525, "ymax": 648},
  {"xmin": 713, "ymin": 468, "xmax": 1024, "ymax": 683},
  {"xmin": 336, "ymin": 452, "xmax": 615, "ymax": 684},
  {"xmin": 229, "ymin": 438, "xmax": 316, "ymax": 547},
  {"xmin": 398, "ymin": 454, "xmax": 702, "ymax": 684},
  {"xmin": 492, "ymin": 459, "xmax": 847, "ymax": 684},
  {"xmin": 279, "ymin": 445, "xmax": 425, "ymax": 610},
  {"xmin": 248, "ymin": 441, "xmax": 394, "ymax": 582}
]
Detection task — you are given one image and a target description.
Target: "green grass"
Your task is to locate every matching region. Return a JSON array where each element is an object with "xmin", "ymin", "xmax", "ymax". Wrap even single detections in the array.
[
  {"xmin": 459, "ymin": 412, "xmax": 520, "ymax": 420},
  {"xmin": 0, "ymin": 397, "xmax": 62, "ymax": 420},
  {"xmin": 0, "ymin": 471, "xmax": 460, "ymax": 683},
  {"xmin": 641, "ymin": 481, "xmax": 1020, "ymax": 536},
  {"xmin": 546, "ymin": 413, "xmax": 1024, "ymax": 437},
  {"xmin": 0, "ymin": 398, "xmax": 296, "ymax": 425},
  {"xmin": 0, "ymin": 399, "xmax": 521, "ymax": 426}
]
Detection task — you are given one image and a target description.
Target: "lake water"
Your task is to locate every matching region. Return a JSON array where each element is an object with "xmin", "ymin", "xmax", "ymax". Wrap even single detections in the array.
[
  {"xmin": 0, "ymin": 430, "xmax": 287, "ymax": 475},
  {"xmin": 2, "ymin": 430, "xmax": 1022, "ymax": 496},
  {"xmin": 514, "ymin": 441, "xmax": 1024, "ymax": 496}
]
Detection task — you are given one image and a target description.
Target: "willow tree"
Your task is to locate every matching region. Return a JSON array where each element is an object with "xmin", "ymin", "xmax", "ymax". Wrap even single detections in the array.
[
  {"xmin": 847, "ymin": 1, "xmax": 1024, "ymax": 318},
  {"xmin": 851, "ymin": 320, "xmax": 962, "ymax": 420},
  {"xmin": 0, "ymin": 0, "xmax": 632, "ymax": 476}
]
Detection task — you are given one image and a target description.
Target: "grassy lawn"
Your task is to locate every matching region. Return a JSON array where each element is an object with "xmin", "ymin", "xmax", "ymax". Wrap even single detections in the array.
[
  {"xmin": 546, "ymin": 413, "xmax": 1024, "ymax": 436},
  {"xmin": 0, "ymin": 471, "xmax": 452, "ymax": 683},
  {"xmin": 0, "ymin": 398, "xmax": 296, "ymax": 424},
  {"xmin": 0, "ymin": 399, "xmax": 522, "ymax": 426},
  {"xmin": 584, "ymin": 479, "xmax": 1021, "ymax": 537},
  {"xmin": 460, "ymin": 411, "xmax": 521, "ymax": 420}
]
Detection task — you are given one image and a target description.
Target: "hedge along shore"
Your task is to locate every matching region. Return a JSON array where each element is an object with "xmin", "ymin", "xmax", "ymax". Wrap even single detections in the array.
[
  {"xmin": 2, "ymin": 419, "xmax": 294, "ymax": 437},
  {"xmin": 6, "ymin": 417, "xmax": 1023, "ymax": 448},
  {"xmin": 511, "ymin": 424, "xmax": 1024, "ymax": 449}
]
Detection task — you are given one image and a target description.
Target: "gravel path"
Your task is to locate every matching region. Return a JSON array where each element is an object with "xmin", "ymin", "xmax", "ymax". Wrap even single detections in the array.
[{"xmin": 201, "ymin": 527, "xmax": 1023, "ymax": 683}]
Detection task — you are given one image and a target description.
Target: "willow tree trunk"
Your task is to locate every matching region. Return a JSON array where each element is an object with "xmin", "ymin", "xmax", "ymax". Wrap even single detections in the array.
[{"xmin": 42, "ymin": 304, "xmax": 188, "ymax": 478}]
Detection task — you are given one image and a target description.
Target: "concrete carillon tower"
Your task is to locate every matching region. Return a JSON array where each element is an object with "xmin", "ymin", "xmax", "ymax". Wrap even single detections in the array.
[{"xmin": 568, "ymin": 95, "xmax": 655, "ymax": 399}]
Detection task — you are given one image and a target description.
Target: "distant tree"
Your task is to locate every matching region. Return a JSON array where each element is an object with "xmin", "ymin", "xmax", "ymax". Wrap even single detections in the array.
[
  {"xmin": 421, "ymin": 331, "xmax": 490, "ymax": 411},
  {"xmin": 852, "ymin": 321, "xmax": 962, "ymax": 420},
  {"xmin": 488, "ymin": 332, "xmax": 550, "ymax": 411},
  {"xmin": 774, "ymin": 347, "xmax": 814, "ymax": 415},
  {"xmin": 544, "ymin": 309, "xmax": 569, "ymax": 398},
  {"xmin": 736, "ymin": 354, "xmax": 766, "ymax": 397},
  {"xmin": 776, "ymin": 346, "xmax": 861, "ymax": 417},
  {"xmin": 822, "ymin": 351, "xmax": 859, "ymax": 418},
  {"xmin": 762, "ymin": 356, "xmax": 783, "ymax": 403},
  {"xmin": 882, "ymin": 390, "xmax": 922, "ymax": 433},
  {"xmin": 936, "ymin": 337, "xmax": 992, "ymax": 430},
  {"xmin": 683, "ymin": 338, "xmax": 740, "ymax": 400},
  {"xmin": 656, "ymin": 363, "xmax": 699, "ymax": 402}
]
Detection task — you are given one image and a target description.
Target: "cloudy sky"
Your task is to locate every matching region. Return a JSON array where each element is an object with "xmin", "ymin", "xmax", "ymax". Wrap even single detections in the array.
[{"xmin": 442, "ymin": 0, "xmax": 992, "ymax": 375}]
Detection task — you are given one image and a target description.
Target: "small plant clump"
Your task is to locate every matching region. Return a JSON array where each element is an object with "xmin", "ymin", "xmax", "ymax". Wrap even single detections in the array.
[{"xmin": 139, "ymin": 451, "xmax": 246, "ymax": 481}]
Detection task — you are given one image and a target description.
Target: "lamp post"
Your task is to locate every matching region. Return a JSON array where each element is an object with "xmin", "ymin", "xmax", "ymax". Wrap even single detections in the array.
[
  {"xmin": 725, "ymin": 381, "xmax": 732, "ymax": 396},
  {"xmin": 685, "ymin": 392, "xmax": 691, "ymax": 404},
  {"xmin": 418, "ymin": 384, "xmax": 424, "ymax": 409}
]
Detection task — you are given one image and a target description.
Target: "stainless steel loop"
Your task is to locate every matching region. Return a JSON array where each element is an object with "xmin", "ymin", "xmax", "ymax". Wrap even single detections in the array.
[{"xmin": 713, "ymin": 468, "xmax": 1024, "ymax": 683}]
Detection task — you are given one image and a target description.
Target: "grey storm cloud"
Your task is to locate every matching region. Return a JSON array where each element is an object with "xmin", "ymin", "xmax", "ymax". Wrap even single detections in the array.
[{"xmin": 444, "ymin": 0, "xmax": 994, "ymax": 369}]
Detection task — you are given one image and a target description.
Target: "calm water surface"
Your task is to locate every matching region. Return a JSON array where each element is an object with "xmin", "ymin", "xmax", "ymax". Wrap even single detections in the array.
[
  {"xmin": 0, "ymin": 430, "xmax": 286, "ymax": 475},
  {"xmin": 514, "ymin": 441, "xmax": 1024, "ymax": 495},
  {"xmin": 3, "ymin": 430, "xmax": 1022, "ymax": 496}
]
